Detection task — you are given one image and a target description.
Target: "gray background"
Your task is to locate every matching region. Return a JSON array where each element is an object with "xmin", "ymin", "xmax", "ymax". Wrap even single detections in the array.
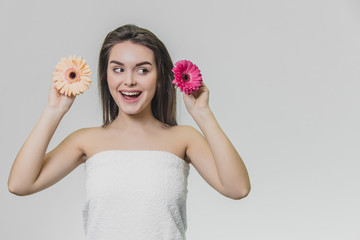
[{"xmin": 1, "ymin": 0, "xmax": 360, "ymax": 239}]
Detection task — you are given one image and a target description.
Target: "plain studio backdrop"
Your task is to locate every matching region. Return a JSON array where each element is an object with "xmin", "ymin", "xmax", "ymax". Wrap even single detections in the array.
[{"xmin": 1, "ymin": 0, "xmax": 359, "ymax": 239}]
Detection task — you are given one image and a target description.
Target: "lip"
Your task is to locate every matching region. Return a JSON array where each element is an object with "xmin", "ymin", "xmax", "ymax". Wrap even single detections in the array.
[
  {"xmin": 119, "ymin": 89, "xmax": 142, "ymax": 93},
  {"xmin": 119, "ymin": 90, "xmax": 142, "ymax": 103}
]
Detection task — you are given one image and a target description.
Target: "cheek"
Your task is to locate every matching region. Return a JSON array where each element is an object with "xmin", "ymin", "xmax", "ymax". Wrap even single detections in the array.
[
  {"xmin": 107, "ymin": 73, "xmax": 118, "ymax": 89},
  {"xmin": 146, "ymin": 73, "xmax": 158, "ymax": 91}
]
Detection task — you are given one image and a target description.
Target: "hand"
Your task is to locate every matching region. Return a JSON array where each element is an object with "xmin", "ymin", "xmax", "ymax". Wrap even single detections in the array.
[
  {"xmin": 182, "ymin": 82, "xmax": 210, "ymax": 116},
  {"xmin": 46, "ymin": 79, "xmax": 76, "ymax": 114}
]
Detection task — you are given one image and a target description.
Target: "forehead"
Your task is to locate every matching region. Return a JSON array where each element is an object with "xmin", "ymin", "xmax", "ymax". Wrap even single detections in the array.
[{"xmin": 108, "ymin": 41, "xmax": 155, "ymax": 64}]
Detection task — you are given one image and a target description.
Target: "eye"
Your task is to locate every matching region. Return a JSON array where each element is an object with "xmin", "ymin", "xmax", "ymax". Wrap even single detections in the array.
[
  {"xmin": 138, "ymin": 68, "xmax": 149, "ymax": 74},
  {"xmin": 113, "ymin": 67, "xmax": 123, "ymax": 73}
]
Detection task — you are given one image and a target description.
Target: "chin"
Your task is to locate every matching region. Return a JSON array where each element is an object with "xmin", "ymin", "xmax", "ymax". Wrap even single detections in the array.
[
  {"xmin": 119, "ymin": 107, "xmax": 140, "ymax": 115},
  {"xmin": 118, "ymin": 104, "xmax": 149, "ymax": 116}
]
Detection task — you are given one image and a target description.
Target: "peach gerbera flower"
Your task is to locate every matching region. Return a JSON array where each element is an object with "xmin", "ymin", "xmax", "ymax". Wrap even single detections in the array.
[
  {"xmin": 52, "ymin": 55, "xmax": 91, "ymax": 97},
  {"xmin": 172, "ymin": 60, "xmax": 202, "ymax": 95}
]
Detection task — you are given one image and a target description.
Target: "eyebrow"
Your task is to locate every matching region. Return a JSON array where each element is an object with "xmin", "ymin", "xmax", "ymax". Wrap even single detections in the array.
[{"xmin": 109, "ymin": 60, "xmax": 152, "ymax": 67}]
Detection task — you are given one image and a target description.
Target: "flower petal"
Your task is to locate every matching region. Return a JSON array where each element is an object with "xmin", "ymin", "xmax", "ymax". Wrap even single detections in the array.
[
  {"xmin": 52, "ymin": 55, "xmax": 92, "ymax": 96},
  {"xmin": 172, "ymin": 60, "xmax": 202, "ymax": 95}
]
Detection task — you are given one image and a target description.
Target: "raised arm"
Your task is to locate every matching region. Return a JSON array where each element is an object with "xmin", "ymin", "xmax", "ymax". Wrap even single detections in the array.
[
  {"xmin": 182, "ymin": 83, "xmax": 251, "ymax": 200},
  {"xmin": 8, "ymin": 79, "xmax": 85, "ymax": 196}
]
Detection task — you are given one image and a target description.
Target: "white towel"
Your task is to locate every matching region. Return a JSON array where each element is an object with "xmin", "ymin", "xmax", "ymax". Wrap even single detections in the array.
[{"xmin": 82, "ymin": 150, "xmax": 190, "ymax": 240}]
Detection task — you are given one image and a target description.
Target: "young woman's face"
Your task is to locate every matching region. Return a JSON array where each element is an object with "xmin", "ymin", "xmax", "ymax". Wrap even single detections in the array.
[{"xmin": 107, "ymin": 41, "xmax": 157, "ymax": 116}]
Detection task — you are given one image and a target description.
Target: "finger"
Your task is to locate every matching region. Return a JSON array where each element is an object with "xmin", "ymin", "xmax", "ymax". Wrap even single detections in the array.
[
  {"xmin": 182, "ymin": 92, "xmax": 188, "ymax": 101},
  {"xmin": 182, "ymin": 91, "xmax": 195, "ymax": 99}
]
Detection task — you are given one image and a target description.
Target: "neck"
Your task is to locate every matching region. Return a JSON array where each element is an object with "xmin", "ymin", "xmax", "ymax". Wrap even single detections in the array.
[{"xmin": 110, "ymin": 107, "xmax": 161, "ymax": 132}]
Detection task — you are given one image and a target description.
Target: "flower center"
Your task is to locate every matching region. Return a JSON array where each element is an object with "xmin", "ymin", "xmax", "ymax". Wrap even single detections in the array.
[
  {"xmin": 65, "ymin": 68, "xmax": 79, "ymax": 83},
  {"xmin": 182, "ymin": 73, "xmax": 190, "ymax": 82},
  {"xmin": 69, "ymin": 72, "xmax": 76, "ymax": 79}
]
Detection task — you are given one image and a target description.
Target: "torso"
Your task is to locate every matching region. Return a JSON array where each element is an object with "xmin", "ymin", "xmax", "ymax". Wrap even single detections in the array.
[{"xmin": 79, "ymin": 123, "xmax": 189, "ymax": 164}]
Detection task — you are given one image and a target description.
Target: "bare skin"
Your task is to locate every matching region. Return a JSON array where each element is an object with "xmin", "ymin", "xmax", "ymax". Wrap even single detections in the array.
[{"xmin": 8, "ymin": 41, "xmax": 251, "ymax": 200}]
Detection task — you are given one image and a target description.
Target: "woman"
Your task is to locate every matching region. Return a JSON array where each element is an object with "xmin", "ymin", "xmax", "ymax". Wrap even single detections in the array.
[{"xmin": 8, "ymin": 24, "xmax": 250, "ymax": 239}]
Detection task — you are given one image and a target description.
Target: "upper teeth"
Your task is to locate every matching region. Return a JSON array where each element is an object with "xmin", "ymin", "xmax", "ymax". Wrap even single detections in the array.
[{"xmin": 122, "ymin": 91, "xmax": 140, "ymax": 96}]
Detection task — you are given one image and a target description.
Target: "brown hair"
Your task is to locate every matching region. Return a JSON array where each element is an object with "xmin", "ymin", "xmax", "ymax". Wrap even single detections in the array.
[{"xmin": 98, "ymin": 24, "xmax": 177, "ymax": 127}]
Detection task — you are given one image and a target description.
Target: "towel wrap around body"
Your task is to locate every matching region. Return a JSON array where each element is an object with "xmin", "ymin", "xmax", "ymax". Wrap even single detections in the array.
[{"xmin": 82, "ymin": 150, "xmax": 190, "ymax": 240}]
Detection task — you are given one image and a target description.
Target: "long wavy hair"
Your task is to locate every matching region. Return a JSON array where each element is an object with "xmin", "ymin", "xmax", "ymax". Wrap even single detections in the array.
[{"xmin": 98, "ymin": 24, "xmax": 177, "ymax": 127}]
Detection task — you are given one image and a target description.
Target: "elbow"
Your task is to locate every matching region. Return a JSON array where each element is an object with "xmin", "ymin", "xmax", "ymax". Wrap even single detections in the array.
[
  {"xmin": 8, "ymin": 187, "xmax": 29, "ymax": 196},
  {"xmin": 8, "ymin": 184, "xmax": 20, "ymax": 196},
  {"xmin": 8, "ymin": 183, "xmax": 22, "ymax": 196},
  {"xmin": 8, "ymin": 181, "xmax": 31, "ymax": 196},
  {"xmin": 230, "ymin": 185, "xmax": 251, "ymax": 200}
]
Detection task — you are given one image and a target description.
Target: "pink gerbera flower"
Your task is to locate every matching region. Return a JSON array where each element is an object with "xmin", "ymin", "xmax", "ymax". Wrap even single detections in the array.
[
  {"xmin": 172, "ymin": 60, "xmax": 202, "ymax": 95},
  {"xmin": 52, "ymin": 55, "xmax": 92, "ymax": 97}
]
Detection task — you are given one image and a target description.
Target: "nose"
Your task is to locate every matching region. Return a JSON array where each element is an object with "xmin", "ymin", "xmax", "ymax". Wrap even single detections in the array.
[{"xmin": 124, "ymin": 72, "xmax": 136, "ymax": 86}]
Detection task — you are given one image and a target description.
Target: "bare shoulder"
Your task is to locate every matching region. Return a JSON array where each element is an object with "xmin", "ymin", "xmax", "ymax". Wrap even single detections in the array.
[
  {"xmin": 170, "ymin": 125, "xmax": 203, "ymax": 143},
  {"xmin": 70, "ymin": 126, "xmax": 103, "ymax": 139},
  {"xmin": 168, "ymin": 125, "xmax": 205, "ymax": 161},
  {"xmin": 65, "ymin": 126, "xmax": 105, "ymax": 157},
  {"xmin": 67, "ymin": 126, "xmax": 102, "ymax": 143},
  {"xmin": 170, "ymin": 124, "xmax": 199, "ymax": 134}
]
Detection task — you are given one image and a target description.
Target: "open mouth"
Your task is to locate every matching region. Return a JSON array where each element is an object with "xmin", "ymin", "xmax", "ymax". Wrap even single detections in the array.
[{"xmin": 120, "ymin": 91, "xmax": 142, "ymax": 101}]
